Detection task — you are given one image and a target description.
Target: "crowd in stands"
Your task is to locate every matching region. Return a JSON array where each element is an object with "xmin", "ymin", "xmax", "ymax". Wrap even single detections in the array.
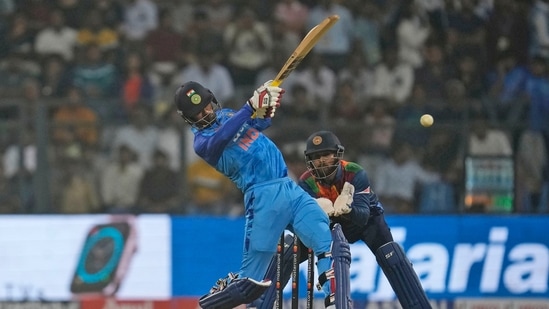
[{"xmin": 0, "ymin": 0, "xmax": 548, "ymax": 215}]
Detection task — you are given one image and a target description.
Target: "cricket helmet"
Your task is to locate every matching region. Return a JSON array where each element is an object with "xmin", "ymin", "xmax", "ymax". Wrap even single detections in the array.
[
  {"xmin": 304, "ymin": 130, "xmax": 345, "ymax": 180},
  {"xmin": 174, "ymin": 81, "xmax": 219, "ymax": 127}
]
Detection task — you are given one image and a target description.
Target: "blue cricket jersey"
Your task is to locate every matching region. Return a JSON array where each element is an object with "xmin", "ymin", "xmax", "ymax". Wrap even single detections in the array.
[{"xmin": 191, "ymin": 104, "xmax": 288, "ymax": 192}]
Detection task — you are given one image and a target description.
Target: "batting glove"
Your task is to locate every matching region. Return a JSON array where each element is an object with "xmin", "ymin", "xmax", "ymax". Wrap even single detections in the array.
[
  {"xmin": 333, "ymin": 182, "xmax": 354, "ymax": 216},
  {"xmin": 255, "ymin": 105, "xmax": 278, "ymax": 119},
  {"xmin": 247, "ymin": 80, "xmax": 284, "ymax": 111},
  {"xmin": 316, "ymin": 197, "xmax": 335, "ymax": 217}
]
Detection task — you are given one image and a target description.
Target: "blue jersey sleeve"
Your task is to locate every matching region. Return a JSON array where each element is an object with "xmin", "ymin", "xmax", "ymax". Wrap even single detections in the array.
[
  {"xmin": 191, "ymin": 103, "xmax": 288, "ymax": 192},
  {"xmin": 193, "ymin": 104, "xmax": 255, "ymax": 166}
]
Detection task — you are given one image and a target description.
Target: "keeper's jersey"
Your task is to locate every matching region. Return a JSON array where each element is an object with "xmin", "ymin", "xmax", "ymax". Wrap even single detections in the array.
[{"xmin": 298, "ymin": 160, "xmax": 384, "ymax": 242}]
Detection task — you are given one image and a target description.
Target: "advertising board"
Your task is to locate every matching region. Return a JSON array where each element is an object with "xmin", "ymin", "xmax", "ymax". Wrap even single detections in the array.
[{"xmin": 0, "ymin": 215, "xmax": 171, "ymax": 301}]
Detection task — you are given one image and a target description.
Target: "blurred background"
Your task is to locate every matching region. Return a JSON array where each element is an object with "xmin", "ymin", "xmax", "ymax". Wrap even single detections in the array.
[
  {"xmin": 0, "ymin": 0, "xmax": 547, "ymax": 216},
  {"xmin": 0, "ymin": 0, "xmax": 548, "ymax": 308}
]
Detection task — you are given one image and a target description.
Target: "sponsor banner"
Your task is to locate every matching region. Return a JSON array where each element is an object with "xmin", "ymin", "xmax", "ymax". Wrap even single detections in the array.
[
  {"xmin": 454, "ymin": 299, "xmax": 549, "ymax": 309},
  {"xmin": 171, "ymin": 298, "xmax": 200, "ymax": 309},
  {"xmin": 79, "ymin": 299, "xmax": 171, "ymax": 309},
  {"xmin": 172, "ymin": 216, "xmax": 549, "ymax": 300},
  {"xmin": 0, "ymin": 215, "xmax": 171, "ymax": 301},
  {"xmin": 0, "ymin": 302, "xmax": 79, "ymax": 309},
  {"xmin": 352, "ymin": 299, "xmax": 452, "ymax": 309}
]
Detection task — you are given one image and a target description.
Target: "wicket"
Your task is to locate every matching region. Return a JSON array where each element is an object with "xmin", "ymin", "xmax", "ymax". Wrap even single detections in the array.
[{"xmin": 275, "ymin": 233, "xmax": 315, "ymax": 309}]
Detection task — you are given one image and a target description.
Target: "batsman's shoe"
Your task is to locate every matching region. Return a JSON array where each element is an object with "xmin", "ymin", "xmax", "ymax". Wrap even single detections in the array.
[
  {"xmin": 208, "ymin": 272, "xmax": 239, "ymax": 294},
  {"xmin": 199, "ymin": 274, "xmax": 271, "ymax": 309},
  {"xmin": 325, "ymin": 293, "xmax": 336, "ymax": 308}
]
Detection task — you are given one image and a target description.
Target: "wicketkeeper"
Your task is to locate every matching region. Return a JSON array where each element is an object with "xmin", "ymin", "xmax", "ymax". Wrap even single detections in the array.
[{"xmin": 253, "ymin": 130, "xmax": 432, "ymax": 309}]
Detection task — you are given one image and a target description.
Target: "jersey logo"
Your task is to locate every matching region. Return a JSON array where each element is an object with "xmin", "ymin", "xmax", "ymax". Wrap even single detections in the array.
[{"xmin": 236, "ymin": 127, "xmax": 259, "ymax": 151}]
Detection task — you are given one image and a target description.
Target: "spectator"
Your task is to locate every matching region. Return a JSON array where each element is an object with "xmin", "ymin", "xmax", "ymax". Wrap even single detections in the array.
[
  {"xmin": 2, "ymin": 12, "xmax": 35, "ymax": 57},
  {"xmin": 92, "ymin": 0, "xmax": 124, "ymax": 29},
  {"xmin": 39, "ymin": 54, "xmax": 72, "ymax": 98},
  {"xmin": 360, "ymin": 97, "xmax": 396, "ymax": 180},
  {"xmin": 295, "ymin": 52, "xmax": 337, "ymax": 123},
  {"xmin": 306, "ymin": 0, "xmax": 354, "ymax": 72},
  {"xmin": 529, "ymin": 0, "xmax": 549, "ymax": 60},
  {"xmin": 100, "ymin": 144, "xmax": 143, "ymax": 213},
  {"xmin": 202, "ymin": 0, "xmax": 234, "ymax": 34},
  {"xmin": 393, "ymin": 82, "xmax": 433, "ymax": 150},
  {"xmin": 352, "ymin": 2, "xmax": 382, "ymax": 67},
  {"xmin": 54, "ymin": 0, "xmax": 87, "ymax": 29},
  {"xmin": 119, "ymin": 51, "xmax": 155, "ymax": 116},
  {"xmin": 484, "ymin": 0, "xmax": 529, "ymax": 71},
  {"xmin": 2, "ymin": 127, "xmax": 36, "ymax": 213},
  {"xmin": 111, "ymin": 105, "xmax": 159, "ymax": 168},
  {"xmin": 515, "ymin": 129, "xmax": 547, "ymax": 213},
  {"xmin": 223, "ymin": 6, "xmax": 272, "ymax": 100},
  {"xmin": 0, "ymin": 163, "xmax": 20, "ymax": 214},
  {"xmin": 71, "ymin": 44, "xmax": 119, "ymax": 99},
  {"xmin": 274, "ymin": 0, "xmax": 309, "ymax": 37},
  {"xmin": 137, "ymin": 149, "xmax": 180, "ymax": 213},
  {"xmin": 363, "ymin": 97, "xmax": 396, "ymax": 157},
  {"xmin": 435, "ymin": 79, "xmax": 474, "ymax": 131},
  {"xmin": 119, "ymin": 0, "xmax": 158, "ymax": 48},
  {"xmin": 468, "ymin": 111, "xmax": 513, "ymax": 156},
  {"xmin": 485, "ymin": 51, "xmax": 529, "ymax": 126},
  {"xmin": 51, "ymin": 86, "xmax": 99, "ymax": 147},
  {"xmin": 330, "ymin": 79, "xmax": 364, "ymax": 124},
  {"xmin": 254, "ymin": 48, "xmax": 300, "ymax": 103},
  {"xmin": 337, "ymin": 51, "xmax": 375, "ymax": 102},
  {"xmin": 421, "ymin": 127, "xmax": 464, "ymax": 210},
  {"xmin": 270, "ymin": 18, "xmax": 301, "ymax": 62},
  {"xmin": 180, "ymin": 8, "xmax": 224, "ymax": 69},
  {"xmin": 76, "ymin": 9, "xmax": 120, "ymax": 53},
  {"xmin": 155, "ymin": 110, "xmax": 182, "ymax": 172},
  {"xmin": 56, "ymin": 159, "xmax": 101, "ymax": 214},
  {"xmin": 414, "ymin": 39, "xmax": 454, "ymax": 101},
  {"xmin": 370, "ymin": 44, "xmax": 414, "ymax": 111},
  {"xmin": 186, "ymin": 158, "xmax": 241, "ymax": 216},
  {"xmin": 0, "ymin": 0, "xmax": 15, "ymax": 43},
  {"xmin": 176, "ymin": 45, "xmax": 235, "ymax": 107},
  {"xmin": 145, "ymin": 9, "xmax": 183, "ymax": 76},
  {"xmin": 452, "ymin": 53, "xmax": 486, "ymax": 99},
  {"xmin": 34, "ymin": 9, "xmax": 78, "ymax": 63},
  {"xmin": 395, "ymin": 0, "xmax": 431, "ymax": 68},
  {"xmin": 279, "ymin": 83, "xmax": 316, "ymax": 121},
  {"xmin": 0, "ymin": 52, "xmax": 34, "ymax": 100},
  {"xmin": 445, "ymin": 0, "xmax": 487, "ymax": 60},
  {"xmin": 374, "ymin": 141, "xmax": 440, "ymax": 214},
  {"xmin": 161, "ymin": 0, "xmax": 194, "ymax": 34}
]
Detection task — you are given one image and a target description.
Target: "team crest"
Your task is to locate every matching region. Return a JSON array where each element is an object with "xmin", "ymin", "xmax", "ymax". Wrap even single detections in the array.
[
  {"xmin": 312, "ymin": 136, "xmax": 322, "ymax": 145},
  {"xmin": 186, "ymin": 89, "xmax": 202, "ymax": 104}
]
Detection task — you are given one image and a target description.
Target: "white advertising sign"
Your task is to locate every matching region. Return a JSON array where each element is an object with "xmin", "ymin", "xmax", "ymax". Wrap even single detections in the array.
[{"xmin": 0, "ymin": 215, "xmax": 171, "ymax": 301}]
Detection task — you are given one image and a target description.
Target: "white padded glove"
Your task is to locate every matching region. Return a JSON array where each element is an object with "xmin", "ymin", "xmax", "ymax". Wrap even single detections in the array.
[
  {"xmin": 333, "ymin": 182, "xmax": 354, "ymax": 216},
  {"xmin": 316, "ymin": 197, "xmax": 334, "ymax": 217},
  {"xmin": 247, "ymin": 80, "xmax": 284, "ymax": 111},
  {"xmin": 255, "ymin": 105, "xmax": 277, "ymax": 119}
]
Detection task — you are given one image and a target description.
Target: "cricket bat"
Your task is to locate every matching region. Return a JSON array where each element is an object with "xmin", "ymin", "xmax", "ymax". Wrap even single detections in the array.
[{"xmin": 271, "ymin": 15, "xmax": 340, "ymax": 87}]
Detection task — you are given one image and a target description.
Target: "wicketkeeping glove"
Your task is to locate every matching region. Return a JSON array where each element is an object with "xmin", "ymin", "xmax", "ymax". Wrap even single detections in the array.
[
  {"xmin": 316, "ymin": 197, "xmax": 335, "ymax": 217},
  {"xmin": 247, "ymin": 80, "xmax": 284, "ymax": 111},
  {"xmin": 333, "ymin": 182, "xmax": 354, "ymax": 216}
]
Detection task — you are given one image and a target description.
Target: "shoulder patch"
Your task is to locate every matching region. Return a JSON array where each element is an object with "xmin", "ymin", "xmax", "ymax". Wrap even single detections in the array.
[{"xmin": 343, "ymin": 161, "xmax": 363, "ymax": 173}]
